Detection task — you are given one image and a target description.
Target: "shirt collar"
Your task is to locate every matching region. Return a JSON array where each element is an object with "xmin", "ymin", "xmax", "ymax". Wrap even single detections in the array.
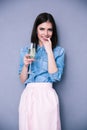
[{"xmin": 37, "ymin": 44, "xmax": 44, "ymax": 51}]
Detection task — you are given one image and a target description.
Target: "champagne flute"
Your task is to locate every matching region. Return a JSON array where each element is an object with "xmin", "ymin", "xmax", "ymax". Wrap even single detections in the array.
[{"xmin": 28, "ymin": 43, "xmax": 36, "ymax": 74}]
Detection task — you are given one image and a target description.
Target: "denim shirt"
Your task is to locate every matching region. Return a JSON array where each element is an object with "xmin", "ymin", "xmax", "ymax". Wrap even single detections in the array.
[{"xmin": 19, "ymin": 44, "xmax": 65, "ymax": 85}]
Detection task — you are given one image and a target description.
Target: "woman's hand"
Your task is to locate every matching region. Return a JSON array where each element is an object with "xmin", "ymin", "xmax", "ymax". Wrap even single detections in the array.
[
  {"xmin": 24, "ymin": 54, "xmax": 35, "ymax": 67},
  {"xmin": 19, "ymin": 54, "xmax": 34, "ymax": 83},
  {"xmin": 43, "ymin": 38, "xmax": 52, "ymax": 54}
]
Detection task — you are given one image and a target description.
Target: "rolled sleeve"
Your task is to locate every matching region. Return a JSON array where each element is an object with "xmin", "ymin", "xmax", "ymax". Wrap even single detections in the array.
[{"xmin": 49, "ymin": 47, "xmax": 65, "ymax": 82}]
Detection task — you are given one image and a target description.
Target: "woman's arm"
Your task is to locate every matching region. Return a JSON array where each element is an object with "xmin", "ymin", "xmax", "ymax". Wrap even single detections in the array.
[
  {"xmin": 43, "ymin": 38, "xmax": 58, "ymax": 74},
  {"xmin": 43, "ymin": 38, "xmax": 64, "ymax": 82},
  {"xmin": 47, "ymin": 49, "xmax": 58, "ymax": 73},
  {"xmin": 19, "ymin": 65, "xmax": 28, "ymax": 83}
]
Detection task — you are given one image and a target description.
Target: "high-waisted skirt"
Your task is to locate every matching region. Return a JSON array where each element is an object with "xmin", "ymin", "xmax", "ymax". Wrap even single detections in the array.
[{"xmin": 19, "ymin": 83, "xmax": 61, "ymax": 130}]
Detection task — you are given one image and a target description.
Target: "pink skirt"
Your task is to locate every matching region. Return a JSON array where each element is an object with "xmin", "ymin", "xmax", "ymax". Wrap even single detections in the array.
[{"xmin": 19, "ymin": 83, "xmax": 61, "ymax": 130}]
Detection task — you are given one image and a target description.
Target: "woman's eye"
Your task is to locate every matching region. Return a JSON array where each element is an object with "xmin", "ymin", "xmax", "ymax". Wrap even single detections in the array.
[
  {"xmin": 39, "ymin": 28, "xmax": 44, "ymax": 30},
  {"xmin": 48, "ymin": 29, "xmax": 53, "ymax": 32}
]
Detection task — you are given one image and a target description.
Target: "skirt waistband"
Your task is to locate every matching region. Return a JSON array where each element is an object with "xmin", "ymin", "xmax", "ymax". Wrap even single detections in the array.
[{"xmin": 26, "ymin": 82, "xmax": 52, "ymax": 88}]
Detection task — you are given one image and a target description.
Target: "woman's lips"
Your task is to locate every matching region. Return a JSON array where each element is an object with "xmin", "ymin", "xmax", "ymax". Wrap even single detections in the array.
[{"xmin": 42, "ymin": 37, "xmax": 49, "ymax": 41}]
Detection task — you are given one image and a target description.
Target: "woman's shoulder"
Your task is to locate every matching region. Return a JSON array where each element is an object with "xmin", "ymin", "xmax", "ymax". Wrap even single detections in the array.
[
  {"xmin": 20, "ymin": 44, "xmax": 29, "ymax": 56},
  {"xmin": 20, "ymin": 44, "xmax": 29, "ymax": 52},
  {"xmin": 20, "ymin": 43, "xmax": 30, "ymax": 52},
  {"xmin": 53, "ymin": 45, "xmax": 65, "ymax": 57}
]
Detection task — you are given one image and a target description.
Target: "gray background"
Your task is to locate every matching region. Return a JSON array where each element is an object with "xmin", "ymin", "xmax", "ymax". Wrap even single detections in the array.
[{"xmin": 0, "ymin": 0, "xmax": 87, "ymax": 130}]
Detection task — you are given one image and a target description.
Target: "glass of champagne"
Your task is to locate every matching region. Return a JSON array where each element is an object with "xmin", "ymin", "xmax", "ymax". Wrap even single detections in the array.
[{"xmin": 28, "ymin": 43, "xmax": 36, "ymax": 74}]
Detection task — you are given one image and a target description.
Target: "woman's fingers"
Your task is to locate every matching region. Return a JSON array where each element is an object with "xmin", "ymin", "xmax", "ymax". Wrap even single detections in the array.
[
  {"xmin": 24, "ymin": 54, "xmax": 35, "ymax": 66},
  {"xmin": 43, "ymin": 38, "xmax": 52, "ymax": 53}
]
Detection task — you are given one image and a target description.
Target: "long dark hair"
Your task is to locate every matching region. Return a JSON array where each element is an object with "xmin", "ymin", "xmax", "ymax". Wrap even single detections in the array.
[{"xmin": 31, "ymin": 12, "xmax": 58, "ymax": 49}]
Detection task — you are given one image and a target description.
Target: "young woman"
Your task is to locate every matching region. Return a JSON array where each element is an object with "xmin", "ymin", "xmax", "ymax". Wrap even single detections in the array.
[{"xmin": 19, "ymin": 12, "xmax": 65, "ymax": 130}]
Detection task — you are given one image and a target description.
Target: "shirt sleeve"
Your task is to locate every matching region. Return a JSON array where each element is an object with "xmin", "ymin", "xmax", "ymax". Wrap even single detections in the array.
[
  {"xmin": 49, "ymin": 47, "xmax": 65, "ymax": 82},
  {"xmin": 18, "ymin": 46, "xmax": 28, "ymax": 75}
]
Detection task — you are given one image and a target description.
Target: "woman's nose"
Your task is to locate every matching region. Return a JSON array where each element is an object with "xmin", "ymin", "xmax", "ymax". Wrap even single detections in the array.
[{"xmin": 44, "ymin": 30, "xmax": 48, "ymax": 36}]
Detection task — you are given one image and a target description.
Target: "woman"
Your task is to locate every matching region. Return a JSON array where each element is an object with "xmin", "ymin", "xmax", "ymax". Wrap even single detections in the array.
[{"xmin": 19, "ymin": 12, "xmax": 65, "ymax": 130}]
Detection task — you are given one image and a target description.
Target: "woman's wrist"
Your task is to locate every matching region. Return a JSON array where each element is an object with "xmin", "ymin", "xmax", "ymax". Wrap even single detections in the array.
[
  {"xmin": 23, "ymin": 65, "xmax": 29, "ymax": 74},
  {"xmin": 47, "ymin": 49, "xmax": 53, "ymax": 56},
  {"xmin": 24, "ymin": 64, "xmax": 29, "ymax": 68}
]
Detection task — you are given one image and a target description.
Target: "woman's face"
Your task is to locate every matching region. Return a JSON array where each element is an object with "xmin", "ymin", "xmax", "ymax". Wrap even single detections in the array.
[{"xmin": 37, "ymin": 21, "xmax": 53, "ymax": 46}]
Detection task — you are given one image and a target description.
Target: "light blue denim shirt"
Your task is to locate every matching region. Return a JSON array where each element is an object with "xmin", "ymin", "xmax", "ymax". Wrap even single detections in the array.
[{"xmin": 19, "ymin": 44, "xmax": 65, "ymax": 85}]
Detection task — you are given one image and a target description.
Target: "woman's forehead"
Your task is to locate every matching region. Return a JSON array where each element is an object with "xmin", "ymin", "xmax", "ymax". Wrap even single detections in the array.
[{"xmin": 38, "ymin": 21, "xmax": 53, "ymax": 28}]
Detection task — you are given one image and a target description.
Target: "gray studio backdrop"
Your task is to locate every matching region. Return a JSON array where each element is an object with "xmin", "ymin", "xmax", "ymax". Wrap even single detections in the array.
[{"xmin": 0, "ymin": 0, "xmax": 87, "ymax": 130}]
